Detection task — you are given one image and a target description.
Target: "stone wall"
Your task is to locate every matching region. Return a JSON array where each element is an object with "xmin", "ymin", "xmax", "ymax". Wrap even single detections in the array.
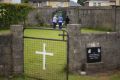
[
  {"xmin": 27, "ymin": 6, "xmax": 120, "ymax": 31},
  {"xmin": 116, "ymin": 6, "xmax": 120, "ymax": 32},
  {"xmin": 67, "ymin": 24, "xmax": 120, "ymax": 74},
  {"xmin": 27, "ymin": 8, "xmax": 57, "ymax": 25},
  {"xmin": 0, "ymin": 33, "xmax": 12, "ymax": 76},
  {"xmin": 11, "ymin": 25, "xmax": 24, "ymax": 74},
  {"xmin": 0, "ymin": 23, "xmax": 120, "ymax": 77},
  {"xmin": 27, "ymin": 7, "xmax": 79, "ymax": 25},
  {"xmin": 77, "ymin": 7, "xmax": 114, "ymax": 30},
  {"xmin": 67, "ymin": 6, "xmax": 120, "ymax": 31},
  {"xmin": 0, "ymin": 25, "xmax": 23, "ymax": 77}
]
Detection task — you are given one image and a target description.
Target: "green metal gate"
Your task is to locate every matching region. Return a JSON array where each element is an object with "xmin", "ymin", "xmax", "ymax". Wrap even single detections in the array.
[{"xmin": 24, "ymin": 28, "xmax": 69, "ymax": 80}]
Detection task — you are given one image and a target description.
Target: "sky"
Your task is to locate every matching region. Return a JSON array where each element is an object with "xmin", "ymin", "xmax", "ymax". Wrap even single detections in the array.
[{"xmin": 70, "ymin": 0, "xmax": 77, "ymax": 3}]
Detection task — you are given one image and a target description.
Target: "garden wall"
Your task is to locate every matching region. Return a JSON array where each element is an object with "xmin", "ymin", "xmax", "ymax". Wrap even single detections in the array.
[
  {"xmin": 77, "ymin": 7, "xmax": 114, "ymax": 30},
  {"xmin": 0, "ymin": 33, "xmax": 12, "ymax": 76},
  {"xmin": 27, "ymin": 6, "xmax": 120, "ymax": 31},
  {"xmin": 76, "ymin": 6, "xmax": 120, "ymax": 31},
  {"xmin": 0, "ymin": 25, "xmax": 23, "ymax": 77},
  {"xmin": 27, "ymin": 7, "xmax": 80, "ymax": 26},
  {"xmin": 0, "ymin": 24, "xmax": 120, "ymax": 77},
  {"xmin": 67, "ymin": 24, "xmax": 120, "ymax": 74}
]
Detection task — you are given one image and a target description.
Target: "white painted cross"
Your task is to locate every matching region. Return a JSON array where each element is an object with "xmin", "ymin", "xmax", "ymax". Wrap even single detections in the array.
[{"xmin": 35, "ymin": 43, "xmax": 53, "ymax": 70}]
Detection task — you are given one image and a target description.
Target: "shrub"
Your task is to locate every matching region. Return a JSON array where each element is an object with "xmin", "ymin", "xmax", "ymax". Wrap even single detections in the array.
[{"xmin": 0, "ymin": 3, "xmax": 32, "ymax": 28}]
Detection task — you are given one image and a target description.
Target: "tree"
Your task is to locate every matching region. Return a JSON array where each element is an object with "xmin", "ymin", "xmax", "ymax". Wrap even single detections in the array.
[{"xmin": 77, "ymin": 0, "xmax": 87, "ymax": 6}]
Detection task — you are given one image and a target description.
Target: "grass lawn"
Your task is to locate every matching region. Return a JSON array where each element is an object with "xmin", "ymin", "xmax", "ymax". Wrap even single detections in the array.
[
  {"xmin": 0, "ymin": 28, "xmax": 120, "ymax": 80},
  {"xmin": 0, "ymin": 29, "xmax": 10, "ymax": 34}
]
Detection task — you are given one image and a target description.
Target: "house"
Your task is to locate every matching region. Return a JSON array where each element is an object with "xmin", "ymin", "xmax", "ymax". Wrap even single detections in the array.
[
  {"xmin": 116, "ymin": 0, "xmax": 120, "ymax": 5},
  {"xmin": 0, "ymin": 0, "xmax": 21, "ymax": 3},
  {"xmin": 29, "ymin": 0, "xmax": 70, "ymax": 8},
  {"xmin": 69, "ymin": 1, "xmax": 81, "ymax": 7},
  {"xmin": 85, "ymin": 0, "xmax": 116, "ymax": 6}
]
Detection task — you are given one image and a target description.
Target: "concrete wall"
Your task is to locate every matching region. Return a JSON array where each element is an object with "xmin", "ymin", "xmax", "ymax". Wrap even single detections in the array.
[
  {"xmin": 27, "ymin": 6, "xmax": 120, "ymax": 32},
  {"xmin": 11, "ymin": 25, "xmax": 24, "ymax": 74},
  {"xmin": 27, "ymin": 8, "xmax": 57, "ymax": 26},
  {"xmin": 0, "ymin": 25, "xmax": 23, "ymax": 77},
  {"xmin": 77, "ymin": 7, "xmax": 114, "ymax": 30},
  {"xmin": 67, "ymin": 24, "xmax": 120, "ymax": 74},
  {"xmin": 27, "ymin": 6, "xmax": 120, "ymax": 31},
  {"xmin": 0, "ymin": 23, "xmax": 120, "ymax": 77},
  {"xmin": 27, "ymin": 7, "xmax": 80, "ymax": 26},
  {"xmin": 0, "ymin": 33, "xmax": 12, "ymax": 76},
  {"xmin": 116, "ymin": 6, "xmax": 120, "ymax": 32}
]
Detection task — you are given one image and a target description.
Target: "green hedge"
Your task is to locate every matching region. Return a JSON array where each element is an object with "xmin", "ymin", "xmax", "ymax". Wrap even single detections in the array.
[{"xmin": 0, "ymin": 3, "xmax": 32, "ymax": 27}]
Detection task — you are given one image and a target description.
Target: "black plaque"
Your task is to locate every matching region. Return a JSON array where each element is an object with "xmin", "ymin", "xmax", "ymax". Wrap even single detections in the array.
[{"xmin": 87, "ymin": 47, "xmax": 101, "ymax": 63}]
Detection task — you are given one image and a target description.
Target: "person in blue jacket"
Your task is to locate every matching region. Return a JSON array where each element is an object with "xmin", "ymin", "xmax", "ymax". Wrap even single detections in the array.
[{"xmin": 58, "ymin": 15, "xmax": 63, "ymax": 29}]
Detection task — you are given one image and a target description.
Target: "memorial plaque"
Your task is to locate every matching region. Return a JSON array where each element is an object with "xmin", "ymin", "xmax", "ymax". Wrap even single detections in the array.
[{"xmin": 87, "ymin": 47, "xmax": 101, "ymax": 63}]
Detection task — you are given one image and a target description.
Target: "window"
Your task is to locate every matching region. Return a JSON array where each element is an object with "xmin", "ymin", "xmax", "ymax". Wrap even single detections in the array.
[
  {"xmin": 93, "ymin": 2, "xmax": 96, "ymax": 6},
  {"xmin": 98, "ymin": 3, "xmax": 101, "ymax": 6},
  {"xmin": 58, "ymin": 2, "xmax": 64, "ymax": 7}
]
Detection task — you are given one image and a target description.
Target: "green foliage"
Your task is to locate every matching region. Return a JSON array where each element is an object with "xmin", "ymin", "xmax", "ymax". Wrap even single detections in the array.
[
  {"xmin": 77, "ymin": 0, "xmax": 87, "ymax": 6},
  {"xmin": 0, "ymin": 3, "xmax": 32, "ymax": 28}
]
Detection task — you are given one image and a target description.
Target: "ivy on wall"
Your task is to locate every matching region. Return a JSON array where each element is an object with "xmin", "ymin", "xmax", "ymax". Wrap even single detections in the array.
[{"xmin": 0, "ymin": 3, "xmax": 32, "ymax": 27}]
